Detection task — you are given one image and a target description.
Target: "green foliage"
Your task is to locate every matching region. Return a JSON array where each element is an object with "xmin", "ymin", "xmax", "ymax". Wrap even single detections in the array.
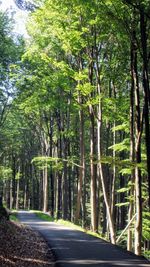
[
  {"xmin": 34, "ymin": 211, "xmax": 55, "ymax": 222},
  {"xmin": 144, "ymin": 250, "xmax": 150, "ymax": 260},
  {"xmin": 0, "ymin": 166, "xmax": 12, "ymax": 180},
  {"xmin": 0, "ymin": 11, "xmax": 24, "ymax": 76},
  {"xmin": 32, "ymin": 156, "xmax": 81, "ymax": 171},
  {"xmin": 119, "ymin": 168, "xmax": 132, "ymax": 175},
  {"xmin": 32, "ymin": 156, "xmax": 64, "ymax": 171},
  {"xmin": 142, "ymin": 211, "xmax": 150, "ymax": 241},
  {"xmin": 0, "ymin": 0, "xmax": 149, "ymax": 257},
  {"xmin": 77, "ymin": 83, "xmax": 95, "ymax": 97},
  {"xmin": 10, "ymin": 213, "xmax": 18, "ymax": 222},
  {"xmin": 109, "ymin": 138, "xmax": 130, "ymax": 152},
  {"xmin": 115, "ymin": 202, "xmax": 129, "ymax": 207},
  {"xmin": 111, "ymin": 123, "xmax": 129, "ymax": 133},
  {"xmin": 117, "ymin": 187, "xmax": 130, "ymax": 193},
  {"xmin": 15, "ymin": 172, "xmax": 21, "ymax": 180}
]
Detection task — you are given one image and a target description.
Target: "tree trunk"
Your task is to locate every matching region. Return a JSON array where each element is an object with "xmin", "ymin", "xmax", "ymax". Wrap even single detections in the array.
[
  {"xmin": 43, "ymin": 164, "xmax": 48, "ymax": 213},
  {"xmin": 134, "ymin": 50, "xmax": 142, "ymax": 256},
  {"xmin": 49, "ymin": 115, "xmax": 54, "ymax": 216},
  {"xmin": 97, "ymin": 91, "xmax": 116, "ymax": 244},
  {"xmin": 90, "ymin": 110, "xmax": 97, "ymax": 232},
  {"xmin": 111, "ymin": 84, "xmax": 117, "ymax": 223},
  {"xmin": 88, "ymin": 37, "xmax": 98, "ymax": 232},
  {"xmin": 56, "ymin": 132, "xmax": 62, "ymax": 219},
  {"xmin": 67, "ymin": 139, "xmax": 72, "ymax": 221},
  {"xmin": 16, "ymin": 179, "xmax": 20, "ymax": 210},
  {"xmin": 75, "ymin": 99, "xmax": 85, "ymax": 224},
  {"xmin": 127, "ymin": 25, "xmax": 135, "ymax": 252},
  {"xmin": 24, "ymin": 183, "xmax": 27, "ymax": 210},
  {"xmin": 131, "ymin": 21, "xmax": 143, "ymax": 255},
  {"xmin": 140, "ymin": 9, "xmax": 150, "ymax": 208},
  {"xmin": 12, "ymin": 154, "xmax": 16, "ymax": 209},
  {"xmin": 96, "ymin": 59, "xmax": 115, "ymax": 242},
  {"xmin": 9, "ymin": 179, "xmax": 13, "ymax": 210},
  {"xmin": 62, "ymin": 137, "xmax": 68, "ymax": 220}
]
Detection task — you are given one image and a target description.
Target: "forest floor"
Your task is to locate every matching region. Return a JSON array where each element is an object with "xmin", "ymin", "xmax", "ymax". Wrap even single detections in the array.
[{"xmin": 0, "ymin": 219, "xmax": 55, "ymax": 267}]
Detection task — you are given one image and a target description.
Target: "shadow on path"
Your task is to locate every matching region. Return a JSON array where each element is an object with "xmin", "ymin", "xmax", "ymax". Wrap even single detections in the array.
[{"xmin": 17, "ymin": 211, "xmax": 150, "ymax": 267}]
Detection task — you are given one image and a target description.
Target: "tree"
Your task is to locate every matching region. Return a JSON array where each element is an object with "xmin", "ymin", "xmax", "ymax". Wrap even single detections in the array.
[{"xmin": 0, "ymin": 0, "xmax": 150, "ymax": 258}]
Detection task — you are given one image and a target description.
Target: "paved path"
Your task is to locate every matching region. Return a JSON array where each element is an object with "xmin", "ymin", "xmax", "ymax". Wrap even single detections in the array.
[{"xmin": 17, "ymin": 211, "xmax": 150, "ymax": 267}]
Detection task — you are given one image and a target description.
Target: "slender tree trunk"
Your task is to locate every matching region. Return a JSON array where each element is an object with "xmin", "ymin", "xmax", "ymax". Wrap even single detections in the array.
[
  {"xmin": 56, "ymin": 131, "xmax": 62, "ymax": 219},
  {"xmin": 90, "ymin": 110, "xmax": 97, "ymax": 232},
  {"xmin": 62, "ymin": 136, "xmax": 68, "ymax": 220},
  {"xmin": 56, "ymin": 172, "xmax": 62, "ymax": 219},
  {"xmin": 88, "ymin": 36, "xmax": 98, "ymax": 232},
  {"xmin": 74, "ymin": 54, "xmax": 85, "ymax": 224},
  {"xmin": 24, "ymin": 183, "xmax": 27, "ymax": 210},
  {"xmin": 140, "ymin": 10, "xmax": 150, "ymax": 208},
  {"xmin": 94, "ymin": 40, "xmax": 115, "ymax": 241},
  {"xmin": 12, "ymin": 154, "xmax": 16, "ymax": 209},
  {"xmin": 131, "ymin": 23, "xmax": 143, "ymax": 255},
  {"xmin": 39, "ymin": 174, "xmax": 43, "ymax": 210},
  {"xmin": 135, "ymin": 166, "xmax": 142, "ymax": 255},
  {"xmin": 97, "ymin": 85, "xmax": 116, "ymax": 244},
  {"xmin": 68, "ymin": 143, "xmax": 72, "ymax": 221},
  {"xmin": 75, "ymin": 97, "xmax": 85, "ymax": 223},
  {"xmin": 127, "ymin": 37, "xmax": 135, "ymax": 252},
  {"xmin": 111, "ymin": 121, "xmax": 116, "ymax": 218},
  {"xmin": 16, "ymin": 179, "xmax": 20, "ymax": 210},
  {"xmin": 61, "ymin": 112, "xmax": 68, "ymax": 220},
  {"xmin": 134, "ymin": 57, "xmax": 142, "ymax": 256},
  {"xmin": 111, "ymin": 84, "xmax": 117, "ymax": 221},
  {"xmin": 49, "ymin": 116, "xmax": 54, "ymax": 216},
  {"xmin": 81, "ymin": 163, "xmax": 86, "ymax": 228},
  {"xmin": 9, "ymin": 179, "xmax": 13, "ymax": 210},
  {"xmin": 31, "ymin": 163, "xmax": 35, "ymax": 210},
  {"xmin": 40, "ymin": 130, "xmax": 49, "ymax": 213},
  {"xmin": 43, "ymin": 164, "xmax": 48, "ymax": 213}
]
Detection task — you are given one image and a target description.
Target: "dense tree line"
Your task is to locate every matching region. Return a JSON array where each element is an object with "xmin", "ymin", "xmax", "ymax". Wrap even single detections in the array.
[{"xmin": 0, "ymin": 0, "xmax": 150, "ymax": 258}]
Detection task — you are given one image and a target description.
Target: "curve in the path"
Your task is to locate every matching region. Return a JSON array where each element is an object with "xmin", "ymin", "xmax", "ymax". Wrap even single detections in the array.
[{"xmin": 17, "ymin": 211, "xmax": 150, "ymax": 267}]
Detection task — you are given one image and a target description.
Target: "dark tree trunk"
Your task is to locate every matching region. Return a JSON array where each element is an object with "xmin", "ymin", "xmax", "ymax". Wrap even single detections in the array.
[
  {"xmin": 49, "ymin": 116, "xmax": 54, "ymax": 217},
  {"xmin": 140, "ymin": 10, "xmax": 150, "ymax": 208},
  {"xmin": 88, "ymin": 41, "xmax": 98, "ymax": 232}
]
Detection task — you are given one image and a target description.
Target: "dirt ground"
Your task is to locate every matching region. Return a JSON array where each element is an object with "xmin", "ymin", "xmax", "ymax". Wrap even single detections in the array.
[{"xmin": 0, "ymin": 219, "xmax": 55, "ymax": 267}]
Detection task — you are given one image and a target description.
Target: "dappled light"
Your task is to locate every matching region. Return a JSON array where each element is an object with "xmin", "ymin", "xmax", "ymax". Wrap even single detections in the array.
[
  {"xmin": 0, "ymin": 0, "xmax": 150, "ymax": 265},
  {"xmin": 0, "ymin": 219, "xmax": 54, "ymax": 267},
  {"xmin": 17, "ymin": 212, "xmax": 150, "ymax": 267}
]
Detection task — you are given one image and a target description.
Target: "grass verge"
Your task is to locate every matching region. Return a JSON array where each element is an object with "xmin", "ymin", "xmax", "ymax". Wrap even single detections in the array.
[
  {"xmin": 34, "ymin": 211, "xmax": 54, "ymax": 222},
  {"xmin": 34, "ymin": 210, "xmax": 103, "ymax": 239},
  {"xmin": 10, "ymin": 211, "xmax": 18, "ymax": 221}
]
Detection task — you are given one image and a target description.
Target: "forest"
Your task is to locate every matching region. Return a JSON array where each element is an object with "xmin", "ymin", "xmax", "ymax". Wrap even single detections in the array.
[{"xmin": 0, "ymin": 0, "xmax": 150, "ymax": 259}]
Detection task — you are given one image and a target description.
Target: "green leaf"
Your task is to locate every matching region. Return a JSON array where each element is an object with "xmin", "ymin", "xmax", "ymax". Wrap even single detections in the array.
[
  {"xmin": 117, "ymin": 187, "xmax": 130, "ymax": 193},
  {"xmin": 116, "ymin": 202, "xmax": 129, "ymax": 207},
  {"xmin": 119, "ymin": 168, "xmax": 132, "ymax": 175}
]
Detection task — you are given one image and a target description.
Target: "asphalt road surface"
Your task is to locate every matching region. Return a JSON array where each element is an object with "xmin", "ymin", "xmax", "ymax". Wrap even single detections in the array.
[{"xmin": 17, "ymin": 211, "xmax": 150, "ymax": 267}]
